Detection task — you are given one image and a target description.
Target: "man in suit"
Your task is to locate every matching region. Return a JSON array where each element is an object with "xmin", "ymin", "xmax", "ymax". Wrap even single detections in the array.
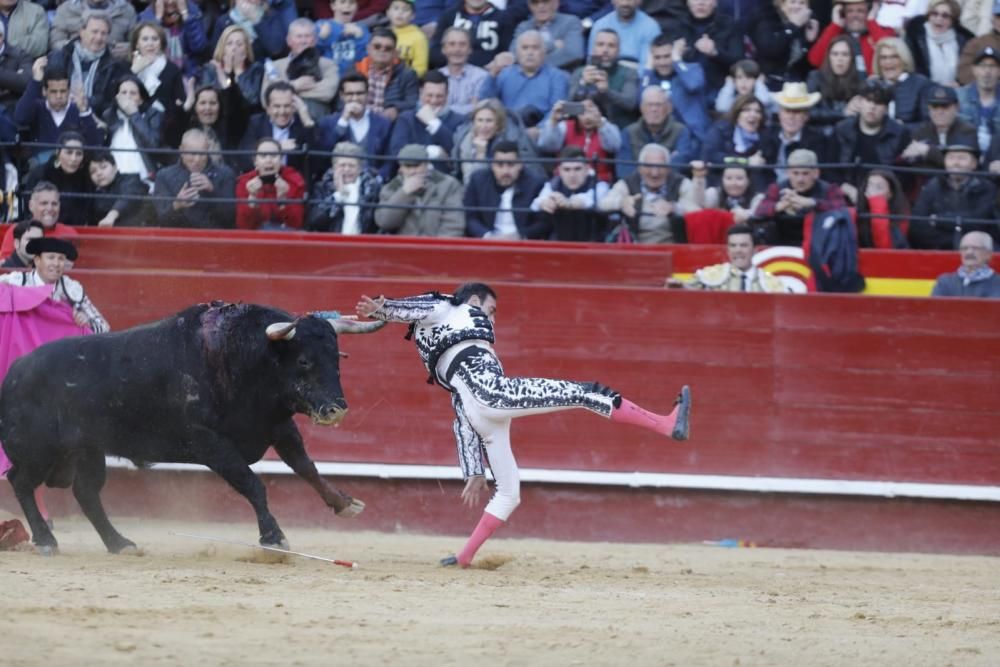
[
  {"xmin": 316, "ymin": 72, "xmax": 393, "ymax": 177},
  {"xmin": 238, "ymin": 80, "xmax": 316, "ymax": 175},
  {"xmin": 464, "ymin": 140, "xmax": 548, "ymax": 239}
]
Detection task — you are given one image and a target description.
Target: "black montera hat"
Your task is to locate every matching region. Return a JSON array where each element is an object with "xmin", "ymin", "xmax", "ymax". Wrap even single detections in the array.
[{"xmin": 25, "ymin": 236, "xmax": 78, "ymax": 262}]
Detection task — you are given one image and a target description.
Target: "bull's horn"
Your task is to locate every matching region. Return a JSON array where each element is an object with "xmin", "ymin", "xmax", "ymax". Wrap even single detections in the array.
[
  {"xmin": 266, "ymin": 321, "xmax": 297, "ymax": 340},
  {"xmin": 328, "ymin": 318, "xmax": 386, "ymax": 335}
]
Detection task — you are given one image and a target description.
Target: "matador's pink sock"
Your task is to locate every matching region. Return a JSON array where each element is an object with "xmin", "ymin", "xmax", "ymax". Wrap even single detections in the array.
[
  {"xmin": 610, "ymin": 386, "xmax": 690, "ymax": 441},
  {"xmin": 34, "ymin": 487, "xmax": 49, "ymax": 522},
  {"xmin": 457, "ymin": 512, "xmax": 504, "ymax": 567}
]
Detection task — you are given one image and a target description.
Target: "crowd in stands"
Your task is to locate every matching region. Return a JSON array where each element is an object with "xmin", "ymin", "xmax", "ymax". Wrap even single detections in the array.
[{"xmin": 1, "ymin": 0, "xmax": 1000, "ymax": 254}]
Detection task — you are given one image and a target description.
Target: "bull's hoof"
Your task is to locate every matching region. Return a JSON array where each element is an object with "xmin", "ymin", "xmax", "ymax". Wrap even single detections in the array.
[
  {"xmin": 335, "ymin": 498, "xmax": 365, "ymax": 518},
  {"xmin": 36, "ymin": 544, "xmax": 59, "ymax": 557},
  {"xmin": 261, "ymin": 538, "xmax": 290, "ymax": 551},
  {"xmin": 107, "ymin": 537, "xmax": 138, "ymax": 554}
]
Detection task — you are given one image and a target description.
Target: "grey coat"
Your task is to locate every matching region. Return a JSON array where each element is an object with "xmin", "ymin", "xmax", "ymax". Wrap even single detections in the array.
[{"xmin": 375, "ymin": 170, "xmax": 465, "ymax": 237}]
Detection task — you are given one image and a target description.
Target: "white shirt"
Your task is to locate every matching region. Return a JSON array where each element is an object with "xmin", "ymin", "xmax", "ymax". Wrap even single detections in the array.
[
  {"xmin": 336, "ymin": 180, "xmax": 362, "ymax": 235},
  {"xmin": 0, "ymin": 269, "xmax": 110, "ymax": 332},
  {"xmin": 492, "ymin": 187, "xmax": 519, "ymax": 239}
]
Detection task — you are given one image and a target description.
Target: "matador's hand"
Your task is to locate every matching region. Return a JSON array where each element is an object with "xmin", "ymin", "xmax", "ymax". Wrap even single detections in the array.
[
  {"xmin": 355, "ymin": 295, "xmax": 385, "ymax": 318},
  {"xmin": 461, "ymin": 475, "xmax": 488, "ymax": 508}
]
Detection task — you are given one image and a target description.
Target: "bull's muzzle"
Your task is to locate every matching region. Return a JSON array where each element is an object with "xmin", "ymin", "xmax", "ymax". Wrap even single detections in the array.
[{"xmin": 311, "ymin": 404, "xmax": 348, "ymax": 426}]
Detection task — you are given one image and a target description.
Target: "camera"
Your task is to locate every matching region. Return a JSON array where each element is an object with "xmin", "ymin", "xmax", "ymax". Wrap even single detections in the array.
[{"xmin": 561, "ymin": 101, "xmax": 585, "ymax": 118}]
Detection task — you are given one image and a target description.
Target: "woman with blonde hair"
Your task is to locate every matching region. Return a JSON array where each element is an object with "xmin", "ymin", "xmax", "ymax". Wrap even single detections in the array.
[
  {"xmin": 196, "ymin": 24, "xmax": 265, "ymax": 112},
  {"xmin": 452, "ymin": 99, "xmax": 537, "ymax": 183},
  {"xmin": 871, "ymin": 37, "xmax": 933, "ymax": 124},
  {"xmin": 905, "ymin": 0, "xmax": 973, "ymax": 86}
]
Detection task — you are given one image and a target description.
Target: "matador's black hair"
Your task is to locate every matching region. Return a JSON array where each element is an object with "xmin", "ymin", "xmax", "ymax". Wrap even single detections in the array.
[{"xmin": 450, "ymin": 283, "xmax": 496, "ymax": 306}]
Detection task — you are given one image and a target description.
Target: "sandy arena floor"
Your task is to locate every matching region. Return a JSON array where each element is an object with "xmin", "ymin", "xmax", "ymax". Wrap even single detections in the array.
[{"xmin": 1, "ymin": 515, "xmax": 998, "ymax": 666}]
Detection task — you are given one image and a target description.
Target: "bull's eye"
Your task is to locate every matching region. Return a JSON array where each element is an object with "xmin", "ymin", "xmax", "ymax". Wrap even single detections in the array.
[{"xmin": 297, "ymin": 356, "xmax": 313, "ymax": 371}]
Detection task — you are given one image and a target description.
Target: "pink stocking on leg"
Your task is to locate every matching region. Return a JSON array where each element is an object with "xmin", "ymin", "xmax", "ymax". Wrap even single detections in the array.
[
  {"xmin": 34, "ymin": 487, "xmax": 49, "ymax": 522},
  {"xmin": 456, "ymin": 512, "xmax": 504, "ymax": 567}
]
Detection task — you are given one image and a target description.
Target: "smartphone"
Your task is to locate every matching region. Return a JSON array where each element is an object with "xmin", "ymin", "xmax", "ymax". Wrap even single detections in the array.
[
  {"xmin": 562, "ymin": 101, "xmax": 585, "ymax": 117},
  {"xmin": 260, "ymin": 174, "xmax": 277, "ymax": 185}
]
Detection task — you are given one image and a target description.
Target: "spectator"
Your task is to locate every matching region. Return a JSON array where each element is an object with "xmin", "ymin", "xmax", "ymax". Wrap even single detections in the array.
[
  {"xmin": 464, "ymin": 139, "xmax": 547, "ymax": 239},
  {"xmin": 353, "ymin": 0, "xmax": 390, "ymax": 27},
  {"xmin": 153, "ymin": 128, "xmax": 237, "ymax": 228},
  {"xmin": 874, "ymin": 0, "xmax": 926, "ymax": 31},
  {"xmin": 0, "ymin": 0, "xmax": 48, "ymax": 59},
  {"xmin": 437, "ymin": 26, "xmax": 487, "ymax": 115},
  {"xmin": 315, "ymin": 0, "xmax": 370, "ymax": 75},
  {"xmin": 618, "ymin": 85, "xmax": 697, "ymax": 178},
  {"xmin": 13, "ymin": 62, "xmax": 103, "ymax": 164},
  {"xmin": 909, "ymin": 143, "xmax": 997, "ymax": 249},
  {"xmin": 452, "ymin": 98, "xmax": 537, "ymax": 183},
  {"xmin": 701, "ymin": 94, "xmax": 766, "ymax": 168},
  {"xmin": 901, "ymin": 84, "xmax": 978, "ymax": 171},
  {"xmin": 1, "ymin": 220, "xmax": 43, "ymax": 268},
  {"xmin": 235, "ymin": 137, "xmax": 306, "ymax": 230},
  {"xmin": 531, "ymin": 145, "xmax": 609, "ymax": 241},
  {"xmin": 750, "ymin": 0, "xmax": 820, "ymax": 90},
  {"xmin": 413, "ymin": 0, "xmax": 442, "ymax": 40},
  {"xmin": 175, "ymin": 83, "xmax": 249, "ymax": 151},
  {"xmin": 512, "ymin": 0, "xmax": 583, "ymax": 71},
  {"xmin": 760, "ymin": 82, "xmax": 829, "ymax": 184},
  {"xmin": 638, "ymin": 33, "xmax": 711, "ymax": 145},
  {"xmin": 210, "ymin": 0, "xmax": 295, "ymax": 62},
  {"xmin": 374, "ymin": 143, "xmax": 465, "ymax": 236},
  {"xmin": 688, "ymin": 159, "xmax": 764, "ymax": 226},
  {"xmin": 388, "ymin": 70, "xmax": 464, "ymax": 170},
  {"xmin": 0, "ymin": 236, "xmax": 109, "ymax": 332},
  {"xmin": 667, "ymin": 223, "xmax": 786, "ymax": 291},
  {"xmin": 960, "ymin": 0, "xmax": 997, "ymax": 38},
  {"xmin": 0, "ymin": 181, "xmax": 79, "ymax": 259},
  {"xmin": 569, "ymin": 28, "xmax": 638, "ymax": 129},
  {"xmin": 959, "ymin": 3, "xmax": 1000, "ymax": 85},
  {"xmin": 307, "ymin": 141, "xmax": 382, "ymax": 233},
  {"xmin": 88, "ymin": 150, "xmax": 149, "ymax": 227},
  {"xmin": 102, "ymin": 74, "xmax": 164, "ymax": 185},
  {"xmin": 808, "ymin": 0, "xmax": 896, "ymax": 77},
  {"xmin": 806, "ymin": 34, "xmax": 865, "ymax": 131},
  {"xmin": 481, "ymin": 29, "xmax": 568, "ymax": 129},
  {"xmin": 714, "ymin": 59, "xmax": 774, "ymax": 116},
  {"xmin": 24, "ymin": 132, "xmax": 93, "ymax": 228},
  {"xmin": 136, "ymin": 0, "xmax": 210, "ymax": 77},
  {"xmin": 661, "ymin": 0, "xmax": 742, "ymax": 96},
  {"xmin": 428, "ymin": 0, "xmax": 516, "ymax": 72},
  {"xmin": 50, "ymin": 0, "xmax": 136, "ymax": 56},
  {"xmin": 834, "ymin": 79, "xmax": 910, "ymax": 196},
  {"xmin": 266, "ymin": 18, "xmax": 339, "ymax": 119},
  {"xmin": 238, "ymin": 80, "xmax": 316, "ymax": 175},
  {"xmin": 905, "ymin": 0, "xmax": 973, "ymax": 86},
  {"xmin": 0, "ymin": 21, "xmax": 32, "ymax": 140},
  {"xmin": 316, "ymin": 72, "xmax": 393, "ymax": 176},
  {"xmin": 349, "ymin": 27, "xmax": 419, "ymax": 121},
  {"xmin": 958, "ymin": 46, "xmax": 1000, "ymax": 153},
  {"xmin": 387, "ymin": 0, "xmax": 427, "ymax": 76},
  {"xmin": 538, "ymin": 98, "xmax": 621, "ymax": 183},
  {"xmin": 931, "ymin": 230, "xmax": 1000, "ymax": 296},
  {"xmin": 855, "ymin": 168, "xmax": 910, "ymax": 248},
  {"xmin": 599, "ymin": 143, "xmax": 698, "ymax": 244},
  {"xmin": 47, "ymin": 11, "xmax": 129, "ymax": 119},
  {"xmin": 871, "ymin": 37, "xmax": 932, "ymax": 125},
  {"xmin": 128, "ymin": 21, "xmax": 185, "ymax": 128},
  {"xmin": 198, "ymin": 25, "xmax": 265, "ymax": 113},
  {"xmin": 588, "ymin": 0, "xmax": 659, "ymax": 65},
  {"xmin": 754, "ymin": 148, "xmax": 848, "ymax": 246}
]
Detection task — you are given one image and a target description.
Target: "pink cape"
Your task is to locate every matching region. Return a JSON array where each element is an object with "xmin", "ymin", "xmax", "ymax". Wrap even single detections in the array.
[{"xmin": 0, "ymin": 283, "xmax": 90, "ymax": 475}]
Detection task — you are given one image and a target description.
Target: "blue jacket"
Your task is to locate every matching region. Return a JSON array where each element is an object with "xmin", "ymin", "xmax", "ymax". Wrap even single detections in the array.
[
  {"xmin": 388, "ymin": 109, "xmax": 465, "ymax": 174},
  {"xmin": 211, "ymin": 0, "xmax": 296, "ymax": 62},
  {"xmin": 480, "ymin": 64, "xmax": 569, "ymax": 120},
  {"xmin": 13, "ymin": 79, "xmax": 104, "ymax": 154},
  {"xmin": 317, "ymin": 111, "xmax": 394, "ymax": 179},
  {"xmin": 463, "ymin": 168, "xmax": 548, "ymax": 239},
  {"xmin": 638, "ymin": 62, "xmax": 711, "ymax": 144}
]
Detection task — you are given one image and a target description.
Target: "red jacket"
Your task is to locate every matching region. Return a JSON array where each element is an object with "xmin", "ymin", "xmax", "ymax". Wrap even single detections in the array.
[
  {"xmin": 564, "ymin": 120, "xmax": 615, "ymax": 183},
  {"xmin": 235, "ymin": 166, "xmax": 306, "ymax": 230},
  {"xmin": 807, "ymin": 21, "xmax": 897, "ymax": 75}
]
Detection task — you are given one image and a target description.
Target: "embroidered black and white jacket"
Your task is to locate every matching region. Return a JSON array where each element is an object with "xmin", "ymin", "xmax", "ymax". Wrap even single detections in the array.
[{"xmin": 370, "ymin": 292, "xmax": 495, "ymax": 387}]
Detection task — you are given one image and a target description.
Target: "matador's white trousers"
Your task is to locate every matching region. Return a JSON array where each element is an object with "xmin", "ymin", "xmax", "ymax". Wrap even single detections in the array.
[{"xmin": 449, "ymin": 351, "xmax": 617, "ymax": 520}]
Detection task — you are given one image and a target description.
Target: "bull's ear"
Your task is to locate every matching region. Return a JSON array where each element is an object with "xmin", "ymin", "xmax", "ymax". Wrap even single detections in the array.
[
  {"xmin": 266, "ymin": 322, "xmax": 297, "ymax": 340},
  {"xmin": 328, "ymin": 317, "xmax": 387, "ymax": 335}
]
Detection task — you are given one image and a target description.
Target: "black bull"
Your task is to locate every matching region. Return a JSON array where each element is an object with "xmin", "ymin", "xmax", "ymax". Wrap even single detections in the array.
[{"xmin": 0, "ymin": 302, "xmax": 384, "ymax": 554}]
